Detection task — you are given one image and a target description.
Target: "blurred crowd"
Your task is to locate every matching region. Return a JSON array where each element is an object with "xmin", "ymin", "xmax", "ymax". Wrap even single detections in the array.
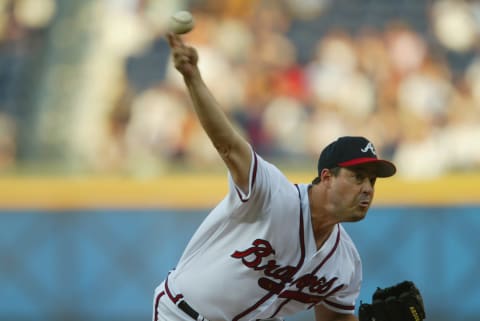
[{"xmin": 0, "ymin": 0, "xmax": 479, "ymax": 179}]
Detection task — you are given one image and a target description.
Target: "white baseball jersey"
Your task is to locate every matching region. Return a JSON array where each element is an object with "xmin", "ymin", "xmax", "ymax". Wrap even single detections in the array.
[{"xmin": 154, "ymin": 148, "xmax": 362, "ymax": 321}]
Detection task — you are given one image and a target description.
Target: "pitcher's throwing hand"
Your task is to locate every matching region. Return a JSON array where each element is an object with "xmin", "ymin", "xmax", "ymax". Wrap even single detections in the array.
[{"xmin": 167, "ymin": 33, "xmax": 199, "ymax": 79}]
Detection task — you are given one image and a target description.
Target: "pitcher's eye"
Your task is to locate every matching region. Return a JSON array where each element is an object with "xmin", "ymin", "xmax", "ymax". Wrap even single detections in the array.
[
  {"xmin": 355, "ymin": 173, "xmax": 365, "ymax": 183},
  {"xmin": 354, "ymin": 172, "xmax": 376, "ymax": 186}
]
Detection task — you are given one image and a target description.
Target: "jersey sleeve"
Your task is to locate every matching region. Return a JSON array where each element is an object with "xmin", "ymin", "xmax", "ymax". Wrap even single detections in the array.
[
  {"xmin": 227, "ymin": 146, "xmax": 257, "ymax": 202},
  {"xmin": 322, "ymin": 271, "xmax": 361, "ymax": 314},
  {"xmin": 227, "ymin": 145, "xmax": 290, "ymax": 205}
]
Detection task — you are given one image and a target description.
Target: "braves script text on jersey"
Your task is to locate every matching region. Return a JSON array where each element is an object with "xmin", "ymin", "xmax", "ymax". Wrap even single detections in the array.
[{"xmin": 153, "ymin": 148, "xmax": 362, "ymax": 321}]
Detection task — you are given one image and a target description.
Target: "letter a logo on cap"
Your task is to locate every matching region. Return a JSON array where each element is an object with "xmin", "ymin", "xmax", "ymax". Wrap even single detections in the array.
[{"xmin": 361, "ymin": 142, "xmax": 376, "ymax": 155}]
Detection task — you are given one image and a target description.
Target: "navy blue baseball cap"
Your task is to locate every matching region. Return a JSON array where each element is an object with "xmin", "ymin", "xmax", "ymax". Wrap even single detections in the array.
[{"xmin": 316, "ymin": 136, "xmax": 396, "ymax": 178}]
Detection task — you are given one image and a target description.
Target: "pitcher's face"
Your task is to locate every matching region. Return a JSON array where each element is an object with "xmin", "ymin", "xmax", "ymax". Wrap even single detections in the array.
[{"xmin": 328, "ymin": 166, "xmax": 376, "ymax": 222}]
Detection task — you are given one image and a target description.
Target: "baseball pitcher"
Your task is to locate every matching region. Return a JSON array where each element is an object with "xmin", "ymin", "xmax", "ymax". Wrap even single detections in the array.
[{"xmin": 152, "ymin": 32, "xmax": 425, "ymax": 321}]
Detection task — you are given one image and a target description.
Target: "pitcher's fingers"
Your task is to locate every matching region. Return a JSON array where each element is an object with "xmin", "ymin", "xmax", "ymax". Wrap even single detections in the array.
[
  {"xmin": 177, "ymin": 55, "xmax": 191, "ymax": 65},
  {"xmin": 167, "ymin": 32, "xmax": 185, "ymax": 48}
]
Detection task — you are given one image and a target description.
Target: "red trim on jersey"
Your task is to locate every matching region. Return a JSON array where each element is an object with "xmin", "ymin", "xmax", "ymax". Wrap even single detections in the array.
[
  {"xmin": 165, "ymin": 276, "xmax": 183, "ymax": 303},
  {"xmin": 303, "ymin": 225, "xmax": 342, "ymax": 311},
  {"xmin": 154, "ymin": 291, "xmax": 165, "ymax": 321},
  {"xmin": 324, "ymin": 299, "xmax": 355, "ymax": 311},
  {"xmin": 311, "ymin": 225, "xmax": 341, "ymax": 275},
  {"xmin": 268, "ymin": 184, "xmax": 308, "ymax": 319},
  {"xmin": 236, "ymin": 152, "xmax": 258, "ymax": 203},
  {"xmin": 294, "ymin": 185, "xmax": 307, "ymax": 271},
  {"xmin": 233, "ymin": 184, "xmax": 306, "ymax": 321},
  {"xmin": 271, "ymin": 210, "xmax": 342, "ymax": 317},
  {"xmin": 251, "ymin": 152, "xmax": 258, "ymax": 188}
]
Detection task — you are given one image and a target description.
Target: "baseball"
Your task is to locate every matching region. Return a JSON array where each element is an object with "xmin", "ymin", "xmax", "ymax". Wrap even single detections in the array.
[{"xmin": 168, "ymin": 11, "xmax": 195, "ymax": 34}]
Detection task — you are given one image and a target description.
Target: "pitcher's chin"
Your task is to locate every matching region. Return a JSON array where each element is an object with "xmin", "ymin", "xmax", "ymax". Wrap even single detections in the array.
[{"xmin": 347, "ymin": 209, "xmax": 368, "ymax": 222}]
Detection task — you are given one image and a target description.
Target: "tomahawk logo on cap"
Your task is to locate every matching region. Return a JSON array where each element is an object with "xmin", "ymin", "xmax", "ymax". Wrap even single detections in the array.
[{"xmin": 361, "ymin": 142, "xmax": 377, "ymax": 155}]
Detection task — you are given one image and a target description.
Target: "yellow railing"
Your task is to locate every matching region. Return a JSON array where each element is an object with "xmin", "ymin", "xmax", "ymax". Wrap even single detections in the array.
[{"xmin": 0, "ymin": 173, "xmax": 479, "ymax": 209}]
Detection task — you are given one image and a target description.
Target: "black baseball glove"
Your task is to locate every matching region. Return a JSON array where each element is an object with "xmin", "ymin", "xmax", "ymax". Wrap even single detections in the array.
[{"xmin": 359, "ymin": 280, "xmax": 426, "ymax": 321}]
